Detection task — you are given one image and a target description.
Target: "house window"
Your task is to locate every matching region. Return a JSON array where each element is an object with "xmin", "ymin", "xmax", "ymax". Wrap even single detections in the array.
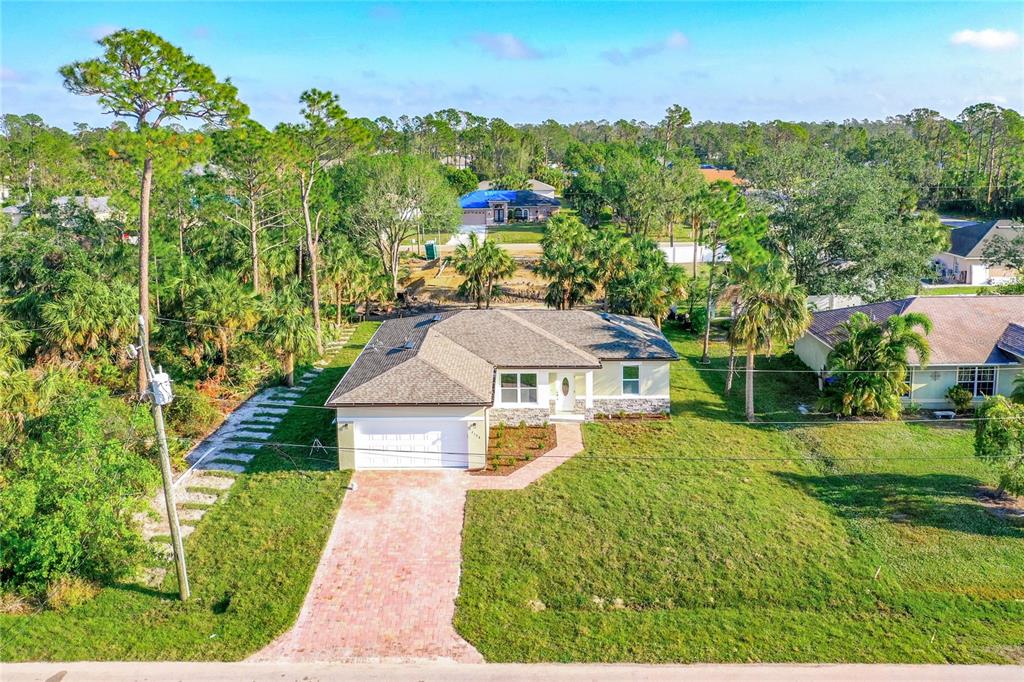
[
  {"xmin": 500, "ymin": 372, "xmax": 538, "ymax": 404},
  {"xmin": 957, "ymin": 366, "xmax": 996, "ymax": 397},
  {"xmin": 622, "ymin": 365, "xmax": 640, "ymax": 395}
]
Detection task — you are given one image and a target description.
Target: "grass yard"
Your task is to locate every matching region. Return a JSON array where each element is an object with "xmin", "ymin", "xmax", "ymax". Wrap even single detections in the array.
[
  {"xmin": 919, "ymin": 286, "xmax": 992, "ymax": 296},
  {"xmin": 486, "ymin": 222, "xmax": 547, "ymax": 244},
  {"xmin": 0, "ymin": 323, "xmax": 379, "ymax": 662},
  {"xmin": 456, "ymin": 323, "xmax": 1024, "ymax": 663}
]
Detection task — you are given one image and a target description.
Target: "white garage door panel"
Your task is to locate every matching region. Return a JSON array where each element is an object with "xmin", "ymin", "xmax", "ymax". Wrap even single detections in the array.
[{"xmin": 355, "ymin": 420, "xmax": 469, "ymax": 469}]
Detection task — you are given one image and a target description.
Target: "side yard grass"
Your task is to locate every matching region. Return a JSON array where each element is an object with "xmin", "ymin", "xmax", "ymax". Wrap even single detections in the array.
[
  {"xmin": 0, "ymin": 323, "xmax": 379, "ymax": 661},
  {"xmin": 487, "ymin": 222, "xmax": 547, "ymax": 244},
  {"xmin": 456, "ymin": 323, "xmax": 1024, "ymax": 663}
]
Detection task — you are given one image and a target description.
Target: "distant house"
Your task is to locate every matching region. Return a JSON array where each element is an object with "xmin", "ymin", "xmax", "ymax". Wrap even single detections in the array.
[
  {"xmin": 477, "ymin": 179, "xmax": 556, "ymax": 198},
  {"xmin": 795, "ymin": 296, "xmax": 1024, "ymax": 408},
  {"xmin": 459, "ymin": 189, "xmax": 560, "ymax": 226},
  {"xmin": 1, "ymin": 195, "xmax": 116, "ymax": 228},
  {"xmin": 933, "ymin": 219, "xmax": 1023, "ymax": 285},
  {"xmin": 699, "ymin": 165, "xmax": 748, "ymax": 186}
]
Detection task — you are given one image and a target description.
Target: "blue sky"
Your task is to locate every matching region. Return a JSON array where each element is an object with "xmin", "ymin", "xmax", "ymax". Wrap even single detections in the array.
[{"xmin": 2, "ymin": 1, "xmax": 1022, "ymax": 129}]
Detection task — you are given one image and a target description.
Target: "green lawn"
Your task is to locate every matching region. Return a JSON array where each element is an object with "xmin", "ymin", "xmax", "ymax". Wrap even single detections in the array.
[
  {"xmin": 0, "ymin": 323, "xmax": 379, "ymax": 661},
  {"xmin": 919, "ymin": 286, "xmax": 991, "ymax": 296},
  {"xmin": 487, "ymin": 222, "xmax": 547, "ymax": 244},
  {"xmin": 456, "ymin": 324, "xmax": 1024, "ymax": 663}
]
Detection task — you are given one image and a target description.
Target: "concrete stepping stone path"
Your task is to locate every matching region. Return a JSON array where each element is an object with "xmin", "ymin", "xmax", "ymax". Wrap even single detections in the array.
[{"xmin": 140, "ymin": 328, "xmax": 353, "ymax": 581}]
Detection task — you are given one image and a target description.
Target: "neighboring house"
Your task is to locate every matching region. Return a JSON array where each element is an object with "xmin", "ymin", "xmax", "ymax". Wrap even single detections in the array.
[
  {"xmin": 795, "ymin": 296, "xmax": 1024, "ymax": 409},
  {"xmin": 477, "ymin": 179, "xmax": 557, "ymax": 198},
  {"xmin": 933, "ymin": 219, "xmax": 1023, "ymax": 285},
  {"xmin": 806, "ymin": 294, "xmax": 864, "ymax": 311},
  {"xmin": 2, "ymin": 195, "xmax": 116, "ymax": 227},
  {"xmin": 459, "ymin": 189, "xmax": 561, "ymax": 226},
  {"xmin": 327, "ymin": 309, "xmax": 678, "ymax": 469}
]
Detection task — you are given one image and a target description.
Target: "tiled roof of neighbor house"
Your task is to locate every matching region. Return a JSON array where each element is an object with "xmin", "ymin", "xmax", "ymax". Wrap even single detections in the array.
[
  {"xmin": 326, "ymin": 309, "xmax": 678, "ymax": 407},
  {"xmin": 948, "ymin": 219, "xmax": 1023, "ymax": 258},
  {"xmin": 806, "ymin": 296, "xmax": 1024, "ymax": 366},
  {"xmin": 477, "ymin": 179, "xmax": 555, "ymax": 193},
  {"xmin": 459, "ymin": 190, "xmax": 561, "ymax": 210},
  {"xmin": 699, "ymin": 167, "xmax": 748, "ymax": 186}
]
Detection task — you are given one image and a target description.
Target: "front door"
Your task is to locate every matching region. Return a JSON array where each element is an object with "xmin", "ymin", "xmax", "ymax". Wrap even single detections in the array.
[
  {"xmin": 493, "ymin": 207, "xmax": 505, "ymax": 223},
  {"xmin": 556, "ymin": 373, "xmax": 575, "ymax": 413}
]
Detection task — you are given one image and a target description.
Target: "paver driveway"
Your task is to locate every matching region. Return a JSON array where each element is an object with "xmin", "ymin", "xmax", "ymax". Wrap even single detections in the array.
[
  {"xmin": 255, "ymin": 423, "xmax": 582, "ymax": 663},
  {"xmin": 255, "ymin": 470, "xmax": 483, "ymax": 663}
]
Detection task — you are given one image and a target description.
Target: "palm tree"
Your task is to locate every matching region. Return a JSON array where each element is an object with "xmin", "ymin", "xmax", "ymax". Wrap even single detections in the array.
[
  {"xmin": 820, "ymin": 312, "xmax": 933, "ymax": 420},
  {"xmin": 729, "ymin": 262, "xmax": 810, "ymax": 422},
  {"xmin": 39, "ymin": 272, "xmax": 135, "ymax": 361},
  {"xmin": 589, "ymin": 225, "xmax": 634, "ymax": 310},
  {"xmin": 263, "ymin": 284, "xmax": 318, "ymax": 386},
  {"xmin": 537, "ymin": 213, "xmax": 597, "ymax": 310},
  {"xmin": 605, "ymin": 237, "xmax": 686, "ymax": 325},
  {"xmin": 0, "ymin": 308, "xmax": 31, "ymax": 374},
  {"xmin": 451, "ymin": 232, "xmax": 485, "ymax": 308},
  {"xmin": 1011, "ymin": 374, "xmax": 1024, "ymax": 405},
  {"xmin": 321, "ymin": 238, "xmax": 363, "ymax": 326},
  {"xmin": 186, "ymin": 273, "xmax": 261, "ymax": 369},
  {"xmin": 450, "ymin": 234, "xmax": 516, "ymax": 309}
]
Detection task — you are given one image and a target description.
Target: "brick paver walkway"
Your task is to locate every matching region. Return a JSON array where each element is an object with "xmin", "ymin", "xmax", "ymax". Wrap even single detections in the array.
[{"xmin": 254, "ymin": 423, "xmax": 583, "ymax": 663}]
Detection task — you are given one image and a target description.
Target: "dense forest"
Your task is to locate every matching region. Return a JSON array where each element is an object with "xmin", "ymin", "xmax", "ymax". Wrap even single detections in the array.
[{"xmin": 1, "ymin": 29, "xmax": 1023, "ymax": 602}]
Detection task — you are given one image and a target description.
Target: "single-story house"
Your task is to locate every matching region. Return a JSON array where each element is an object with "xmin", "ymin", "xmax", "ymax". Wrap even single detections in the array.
[
  {"xmin": 795, "ymin": 296, "xmax": 1024, "ymax": 409},
  {"xmin": 477, "ymin": 179, "xmax": 557, "ymax": 198},
  {"xmin": 459, "ymin": 189, "xmax": 561, "ymax": 226},
  {"xmin": 933, "ymin": 219, "xmax": 1022, "ymax": 285},
  {"xmin": 327, "ymin": 309, "xmax": 678, "ymax": 469}
]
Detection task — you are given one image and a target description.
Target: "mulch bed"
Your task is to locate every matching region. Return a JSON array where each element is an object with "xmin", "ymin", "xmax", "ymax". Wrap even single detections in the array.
[
  {"xmin": 472, "ymin": 424, "xmax": 557, "ymax": 476},
  {"xmin": 976, "ymin": 486, "xmax": 1024, "ymax": 525}
]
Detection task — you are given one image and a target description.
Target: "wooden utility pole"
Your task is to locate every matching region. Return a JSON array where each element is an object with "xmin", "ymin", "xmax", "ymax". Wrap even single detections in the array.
[{"xmin": 136, "ymin": 315, "xmax": 190, "ymax": 601}]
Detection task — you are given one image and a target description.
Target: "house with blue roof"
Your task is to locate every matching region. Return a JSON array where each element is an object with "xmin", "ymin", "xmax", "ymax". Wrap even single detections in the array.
[{"xmin": 459, "ymin": 189, "xmax": 561, "ymax": 226}]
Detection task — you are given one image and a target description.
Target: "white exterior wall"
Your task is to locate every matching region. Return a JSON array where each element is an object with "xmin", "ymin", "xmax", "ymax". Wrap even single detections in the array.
[
  {"xmin": 592, "ymin": 360, "xmax": 671, "ymax": 399},
  {"xmin": 492, "ymin": 367, "xmax": 554, "ymax": 408},
  {"xmin": 907, "ymin": 365, "xmax": 1023, "ymax": 407},
  {"xmin": 795, "ymin": 334, "xmax": 832, "ymax": 372},
  {"xmin": 658, "ymin": 243, "xmax": 729, "ymax": 265}
]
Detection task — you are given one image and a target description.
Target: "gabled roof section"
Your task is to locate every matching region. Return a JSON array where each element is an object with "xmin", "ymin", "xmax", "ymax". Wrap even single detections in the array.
[
  {"xmin": 948, "ymin": 219, "xmax": 1023, "ymax": 259},
  {"xmin": 996, "ymin": 323, "xmax": 1024, "ymax": 361},
  {"xmin": 513, "ymin": 310, "xmax": 679, "ymax": 360},
  {"xmin": 807, "ymin": 296, "xmax": 1024, "ymax": 366},
  {"xmin": 459, "ymin": 190, "xmax": 561, "ymax": 209},
  {"xmin": 326, "ymin": 309, "xmax": 679, "ymax": 407},
  {"xmin": 806, "ymin": 299, "xmax": 915, "ymax": 348},
  {"xmin": 433, "ymin": 309, "xmax": 601, "ymax": 368}
]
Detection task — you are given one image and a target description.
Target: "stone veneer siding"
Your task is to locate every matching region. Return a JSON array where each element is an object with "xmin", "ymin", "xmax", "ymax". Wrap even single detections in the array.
[
  {"xmin": 489, "ymin": 407, "xmax": 552, "ymax": 426},
  {"xmin": 591, "ymin": 397, "xmax": 670, "ymax": 417}
]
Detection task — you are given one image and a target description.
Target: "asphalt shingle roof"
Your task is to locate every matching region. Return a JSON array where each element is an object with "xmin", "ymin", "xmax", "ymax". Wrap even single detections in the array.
[
  {"xmin": 326, "ymin": 309, "xmax": 678, "ymax": 407},
  {"xmin": 807, "ymin": 296, "xmax": 1024, "ymax": 366},
  {"xmin": 948, "ymin": 219, "xmax": 1023, "ymax": 259}
]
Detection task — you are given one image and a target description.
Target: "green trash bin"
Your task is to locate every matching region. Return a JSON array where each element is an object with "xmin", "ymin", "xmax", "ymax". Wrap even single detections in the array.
[{"xmin": 425, "ymin": 241, "xmax": 438, "ymax": 260}]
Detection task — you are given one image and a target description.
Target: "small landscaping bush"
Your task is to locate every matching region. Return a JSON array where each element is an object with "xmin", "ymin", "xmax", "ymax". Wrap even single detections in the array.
[
  {"xmin": 164, "ymin": 385, "xmax": 223, "ymax": 439},
  {"xmin": 946, "ymin": 384, "xmax": 974, "ymax": 413}
]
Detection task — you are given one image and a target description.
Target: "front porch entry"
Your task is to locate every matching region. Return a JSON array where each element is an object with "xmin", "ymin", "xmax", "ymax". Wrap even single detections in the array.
[{"xmin": 549, "ymin": 370, "xmax": 593, "ymax": 422}]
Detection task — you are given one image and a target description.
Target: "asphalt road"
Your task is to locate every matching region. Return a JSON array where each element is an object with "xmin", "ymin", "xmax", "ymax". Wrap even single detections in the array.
[{"xmin": 6, "ymin": 662, "xmax": 1023, "ymax": 682}]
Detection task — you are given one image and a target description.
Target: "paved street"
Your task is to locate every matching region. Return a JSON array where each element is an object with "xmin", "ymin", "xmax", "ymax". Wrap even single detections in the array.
[{"xmin": 7, "ymin": 662, "xmax": 1022, "ymax": 681}]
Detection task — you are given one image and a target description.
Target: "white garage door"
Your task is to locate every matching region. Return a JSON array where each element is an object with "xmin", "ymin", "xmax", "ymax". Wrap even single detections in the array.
[{"xmin": 354, "ymin": 419, "xmax": 469, "ymax": 469}]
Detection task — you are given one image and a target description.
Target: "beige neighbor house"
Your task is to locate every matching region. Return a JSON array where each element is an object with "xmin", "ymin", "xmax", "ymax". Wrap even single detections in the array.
[
  {"xmin": 459, "ymin": 189, "xmax": 561, "ymax": 226},
  {"xmin": 795, "ymin": 296, "xmax": 1024, "ymax": 409},
  {"xmin": 933, "ymin": 219, "xmax": 1023, "ymax": 285},
  {"xmin": 326, "ymin": 309, "xmax": 678, "ymax": 469},
  {"xmin": 477, "ymin": 178, "xmax": 557, "ymax": 198}
]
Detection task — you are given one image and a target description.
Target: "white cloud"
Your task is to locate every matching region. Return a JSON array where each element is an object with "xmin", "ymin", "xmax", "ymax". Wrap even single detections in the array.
[
  {"xmin": 950, "ymin": 28, "xmax": 1020, "ymax": 51},
  {"xmin": 471, "ymin": 33, "xmax": 545, "ymax": 60},
  {"xmin": 86, "ymin": 24, "xmax": 121, "ymax": 40},
  {"xmin": 601, "ymin": 31, "xmax": 689, "ymax": 66},
  {"xmin": 0, "ymin": 67, "xmax": 23, "ymax": 82}
]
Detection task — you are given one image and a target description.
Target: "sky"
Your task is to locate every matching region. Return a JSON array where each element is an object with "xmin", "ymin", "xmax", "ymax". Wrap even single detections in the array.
[{"xmin": 1, "ymin": 1, "xmax": 1022, "ymax": 130}]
